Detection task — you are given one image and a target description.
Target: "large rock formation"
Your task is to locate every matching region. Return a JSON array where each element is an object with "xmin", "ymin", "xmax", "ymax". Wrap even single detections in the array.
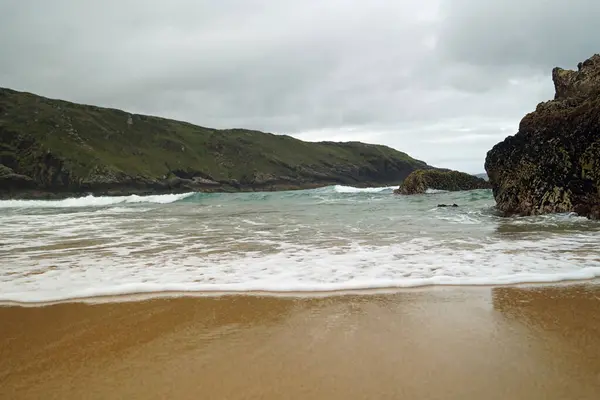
[
  {"xmin": 485, "ymin": 54, "xmax": 600, "ymax": 219},
  {"xmin": 0, "ymin": 87, "xmax": 431, "ymax": 199},
  {"xmin": 394, "ymin": 169, "xmax": 490, "ymax": 195}
]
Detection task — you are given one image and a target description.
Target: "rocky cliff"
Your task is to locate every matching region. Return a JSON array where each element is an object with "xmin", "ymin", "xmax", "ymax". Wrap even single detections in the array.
[
  {"xmin": 394, "ymin": 169, "xmax": 490, "ymax": 195},
  {"xmin": 485, "ymin": 54, "xmax": 600, "ymax": 219},
  {"xmin": 0, "ymin": 87, "xmax": 431, "ymax": 199}
]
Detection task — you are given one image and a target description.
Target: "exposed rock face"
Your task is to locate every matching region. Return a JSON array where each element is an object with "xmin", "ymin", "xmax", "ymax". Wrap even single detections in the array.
[
  {"xmin": 0, "ymin": 164, "xmax": 34, "ymax": 190},
  {"xmin": 0, "ymin": 87, "xmax": 432, "ymax": 199},
  {"xmin": 485, "ymin": 54, "xmax": 600, "ymax": 219},
  {"xmin": 394, "ymin": 169, "xmax": 491, "ymax": 195}
]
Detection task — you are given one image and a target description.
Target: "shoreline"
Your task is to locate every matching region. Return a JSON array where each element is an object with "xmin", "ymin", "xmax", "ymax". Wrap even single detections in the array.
[
  {"xmin": 2, "ymin": 278, "xmax": 599, "ymax": 308},
  {"xmin": 0, "ymin": 180, "xmax": 405, "ymax": 201},
  {"xmin": 2, "ymin": 282, "xmax": 600, "ymax": 399}
]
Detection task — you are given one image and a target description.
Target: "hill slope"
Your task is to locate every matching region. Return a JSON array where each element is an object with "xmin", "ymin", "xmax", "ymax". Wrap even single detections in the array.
[
  {"xmin": 473, "ymin": 173, "xmax": 489, "ymax": 181},
  {"xmin": 0, "ymin": 87, "xmax": 430, "ymax": 198}
]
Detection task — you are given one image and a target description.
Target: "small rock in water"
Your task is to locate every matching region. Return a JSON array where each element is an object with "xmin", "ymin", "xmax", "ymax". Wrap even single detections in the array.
[{"xmin": 437, "ymin": 204, "xmax": 458, "ymax": 208}]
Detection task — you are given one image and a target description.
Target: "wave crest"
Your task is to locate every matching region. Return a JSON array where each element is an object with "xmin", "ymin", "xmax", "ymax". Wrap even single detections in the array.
[
  {"xmin": 332, "ymin": 185, "xmax": 397, "ymax": 193},
  {"xmin": 425, "ymin": 188, "xmax": 449, "ymax": 194},
  {"xmin": 0, "ymin": 192, "xmax": 196, "ymax": 209}
]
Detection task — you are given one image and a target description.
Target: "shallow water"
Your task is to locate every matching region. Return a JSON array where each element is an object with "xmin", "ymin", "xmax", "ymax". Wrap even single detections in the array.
[{"xmin": 1, "ymin": 186, "xmax": 599, "ymax": 302}]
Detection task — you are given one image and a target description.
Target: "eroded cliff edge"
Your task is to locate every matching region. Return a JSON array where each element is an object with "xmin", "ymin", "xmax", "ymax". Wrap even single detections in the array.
[
  {"xmin": 485, "ymin": 54, "xmax": 600, "ymax": 219},
  {"xmin": 0, "ymin": 87, "xmax": 430, "ymax": 199}
]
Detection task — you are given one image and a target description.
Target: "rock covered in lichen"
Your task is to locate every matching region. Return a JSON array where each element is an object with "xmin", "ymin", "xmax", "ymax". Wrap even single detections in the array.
[
  {"xmin": 485, "ymin": 54, "xmax": 600, "ymax": 219},
  {"xmin": 394, "ymin": 169, "xmax": 490, "ymax": 195}
]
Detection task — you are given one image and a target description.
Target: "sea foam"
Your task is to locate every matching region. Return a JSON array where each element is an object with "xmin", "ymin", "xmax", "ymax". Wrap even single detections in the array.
[
  {"xmin": 1, "ymin": 185, "xmax": 599, "ymax": 303},
  {"xmin": 2, "ymin": 234, "xmax": 600, "ymax": 303},
  {"xmin": 425, "ymin": 188, "xmax": 449, "ymax": 194},
  {"xmin": 333, "ymin": 185, "xmax": 397, "ymax": 193},
  {"xmin": 0, "ymin": 192, "xmax": 195, "ymax": 209}
]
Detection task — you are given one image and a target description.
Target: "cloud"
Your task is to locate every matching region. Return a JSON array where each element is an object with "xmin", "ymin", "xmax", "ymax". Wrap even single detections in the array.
[
  {"xmin": 1, "ymin": 0, "xmax": 596, "ymax": 173},
  {"xmin": 437, "ymin": 0, "xmax": 600, "ymax": 69}
]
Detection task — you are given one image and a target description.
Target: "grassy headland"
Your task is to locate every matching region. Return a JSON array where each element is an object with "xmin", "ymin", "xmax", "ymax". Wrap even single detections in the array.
[{"xmin": 0, "ymin": 87, "xmax": 430, "ymax": 198}]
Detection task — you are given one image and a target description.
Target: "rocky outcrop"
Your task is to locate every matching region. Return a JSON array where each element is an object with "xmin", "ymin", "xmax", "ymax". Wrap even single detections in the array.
[
  {"xmin": 0, "ymin": 87, "xmax": 431, "ymax": 199},
  {"xmin": 485, "ymin": 54, "xmax": 600, "ymax": 219},
  {"xmin": 0, "ymin": 164, "xmax": 34, "ymax": 191},
  {"xmin": 394, "ymin": 169, "xmax": 490, "ymax": 195}
]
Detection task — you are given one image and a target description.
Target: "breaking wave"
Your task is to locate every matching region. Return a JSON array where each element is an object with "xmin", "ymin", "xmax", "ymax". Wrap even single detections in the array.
[
  {"xmin": 1, "ymin": 184, "xmax": 599, "ymax": 304},
  {"xmin": 0, "ymin": 192, "xmax": 196, "ymax": 209},
  {"xmin": 331, "ymin": 185, "xmax": 398, "ymax": 193},
  {"xmin": 0, "ymin": 185, "xmax": 403, "ymax": 209}
]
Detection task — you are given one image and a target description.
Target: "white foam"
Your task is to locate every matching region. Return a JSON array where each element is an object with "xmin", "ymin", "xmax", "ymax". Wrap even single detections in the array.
[
  {"xmin": 2, "ymin": 186, "xmax": 599, "ymax": 303},
  {"xmin": 435, "ymin": 212, "xmax": 484, "ymax": 225},
  {"xmin": 2, "ymin": 233, "xmax": 600, "ymax": 303},
  {"xmin": 5, "ymin": 266, "xmax": 600, "ymax": 304},
  {"xmin": 0, "ymin": 192, "xmax": 195, "ymax": 209},
  {"xmin": 240, "ymin": 219, "xmax": 267, "ymax": 226},
  {"xmin": 333, "ymin": 185, "xmax": 397, "ymax": 193},
  {"xmin": 426, "ymin": 188, "xmax": 449, "ymax": 194},
  {"xmin": 511, "ymin": 212, "xmax": 590, "ymax": 225}
]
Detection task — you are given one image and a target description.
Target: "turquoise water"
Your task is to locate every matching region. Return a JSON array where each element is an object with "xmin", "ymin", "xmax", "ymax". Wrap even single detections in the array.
[{"xmin": 1, "ymin": 185, "xmax": 599, "ymax": 303}]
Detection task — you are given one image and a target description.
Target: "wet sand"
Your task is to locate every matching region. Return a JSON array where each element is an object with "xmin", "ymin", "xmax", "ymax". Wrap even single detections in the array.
[{"xmin": 1, "ymin": 284, "xmax": 600, "ymax": 399}]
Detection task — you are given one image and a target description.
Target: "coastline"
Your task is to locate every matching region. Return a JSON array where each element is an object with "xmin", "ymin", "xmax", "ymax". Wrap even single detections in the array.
[
  {"xmin": 0, "ymin": 180, "xmax": 403, "ymax": 201},
  {"xmin": 2, "ymin": 283, "xmax": 600, "ymax": 399},
  {"xmin": 2, "ymin": 278, "xmax": 599, "ymax": 307}
]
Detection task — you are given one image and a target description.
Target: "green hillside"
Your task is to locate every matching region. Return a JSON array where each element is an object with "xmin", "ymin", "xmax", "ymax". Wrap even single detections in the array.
[{"xmin": 0, "ymin": 87, "xmax": 430, "ymax": 198}]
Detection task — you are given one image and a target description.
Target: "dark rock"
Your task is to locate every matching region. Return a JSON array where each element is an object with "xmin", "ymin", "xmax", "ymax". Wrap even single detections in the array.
[
  {"xmin": 485, "ymin": 54, "xmax": 600, "ymax": 219},
  {"xmin": 0, "ymin": 164, "xmax": 35, "ymax": 191},
  {"xmin": 437, "ymin": 204, "xmax": 459, "ymax": 208},
  {"xmin": 394, "ymin": 169, "xmax": 491, "ymax": 195}
]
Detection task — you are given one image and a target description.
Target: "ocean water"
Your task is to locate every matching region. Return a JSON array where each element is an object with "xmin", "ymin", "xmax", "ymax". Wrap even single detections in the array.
[{"xmin": 1, "ymin": 185, "xmax": 599, "ymax": 303}]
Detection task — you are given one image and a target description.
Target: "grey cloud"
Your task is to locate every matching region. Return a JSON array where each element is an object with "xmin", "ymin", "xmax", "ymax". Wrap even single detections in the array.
[
  {"xmin": 438, "ymin": 0, "xmax": 600, "ymax": 69},
  {"xmin": 0, "ymin": 0, "xmax": 593, "ymax": 172},
  {"xmin": 0, "ymin": 1, "xmax": 435, "ymax": 118}
]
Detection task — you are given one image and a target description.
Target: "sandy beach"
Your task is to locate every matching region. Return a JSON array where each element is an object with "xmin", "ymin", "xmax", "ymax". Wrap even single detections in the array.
[{"xmin": 1, "ymin": 284, "xmax": 600, "ymax": 399}]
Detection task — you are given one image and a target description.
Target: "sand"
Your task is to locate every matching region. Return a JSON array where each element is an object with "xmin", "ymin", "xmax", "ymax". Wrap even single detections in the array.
[{"xmin": 1, "ymin": 284, "xmax": 600, "ymax": 399}]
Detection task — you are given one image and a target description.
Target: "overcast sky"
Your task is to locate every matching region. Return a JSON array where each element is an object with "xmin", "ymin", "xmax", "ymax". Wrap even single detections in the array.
[{"xmin": 1, "ymin": 0, "xmax": 599, "ymax": 172}]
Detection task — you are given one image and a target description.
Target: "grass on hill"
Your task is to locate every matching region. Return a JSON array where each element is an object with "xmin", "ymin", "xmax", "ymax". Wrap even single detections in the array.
[{"xmin": 0, "ymin": 87, "xmax": 428, "ymax": 192}]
